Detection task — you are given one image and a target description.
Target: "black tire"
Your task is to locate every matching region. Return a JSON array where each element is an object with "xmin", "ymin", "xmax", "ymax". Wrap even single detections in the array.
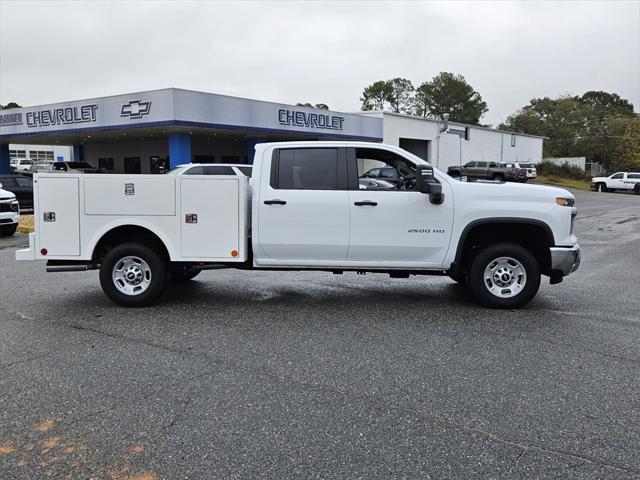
[
  {"xmin": 99, "ymin": 242, "xmax": 168, "ymax": 307},
  {"xmin": 634, "ymin": 185, "xmax": 640, "ymax": 195},
  {"xmin": 448, "ymin": 272, "xmax": 467, "ymax": 285},
  {"xmin": 171, "ymin": 267, "xmax": 201, "ymax": 282},
  {"xmin": 0, "ymin": 224, "xmax": 17, "ymax": 237},
  {"xmin": 597, "ymin": 183, "xmax": 608, "ymax": 193},
  {"xmin": 468, "ymin": 242, "xmax": 541, "ymax": 309},
  {"xmin": 492, "ymin": 174, "xmax": 504, "ymax": 182}
]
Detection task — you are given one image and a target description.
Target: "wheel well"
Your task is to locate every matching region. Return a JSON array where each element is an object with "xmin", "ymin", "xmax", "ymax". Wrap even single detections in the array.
[
  {"xmin": 92, "ymin": 225, "xmax": 170, "ymax": 263},
  {"xmin": 455, "ymin": 221, "xmax": 553, "ymax": 276}
]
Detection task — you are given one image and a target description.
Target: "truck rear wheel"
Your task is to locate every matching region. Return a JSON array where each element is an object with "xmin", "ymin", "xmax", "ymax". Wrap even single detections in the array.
[
  {"xmin": 468, "ymin": 242, "xmax": 540, "ymax": 309},
  {"xmin": 99, "ymin": 242, "xmax": 168, "ymax": 307},
  {"xmin": 635, "ymin": 185, "xmax": 640, "ymax": 195}
]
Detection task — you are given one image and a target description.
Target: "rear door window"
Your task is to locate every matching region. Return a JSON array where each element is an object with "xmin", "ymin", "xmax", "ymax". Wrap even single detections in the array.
[{"xmin": 273, "ymin": 148, "xmax": 338, "ymax": 190}]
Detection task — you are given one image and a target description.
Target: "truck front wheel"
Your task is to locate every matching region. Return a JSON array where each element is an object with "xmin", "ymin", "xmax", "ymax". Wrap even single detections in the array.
[
  {"xmin": 99, "ymin": 242, "xmax": 168, "ymax": 307},
  {"xmin": 468, "ymin": 243, "xmax": 541, "ymax": 309},
  {"xmin": 596, "ymin": 183, "xmax": 608, "ymax": 193}
]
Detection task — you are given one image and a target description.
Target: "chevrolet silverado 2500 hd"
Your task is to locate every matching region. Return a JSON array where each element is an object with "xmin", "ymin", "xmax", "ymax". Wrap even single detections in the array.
[{"xmin": 16, "ymin": 141, "xmax": 580, "ymax": 309}]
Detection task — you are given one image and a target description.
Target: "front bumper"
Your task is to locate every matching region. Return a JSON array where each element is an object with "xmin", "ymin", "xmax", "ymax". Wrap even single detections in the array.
[{"xmin": 550, "ymin": 244, "xmax": 581, "ymax": 276}]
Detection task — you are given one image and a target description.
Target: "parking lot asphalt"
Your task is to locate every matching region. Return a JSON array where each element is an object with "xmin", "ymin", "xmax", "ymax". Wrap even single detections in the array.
[{"xmin": 1, "ymin": 188, "xmax": 639, "ymax": 479}]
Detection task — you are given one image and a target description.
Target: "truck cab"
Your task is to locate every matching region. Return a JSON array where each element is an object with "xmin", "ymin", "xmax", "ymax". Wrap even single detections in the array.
[{"xmin": 16, "ymin": 141, "xmax": 581, "ymax": 309}]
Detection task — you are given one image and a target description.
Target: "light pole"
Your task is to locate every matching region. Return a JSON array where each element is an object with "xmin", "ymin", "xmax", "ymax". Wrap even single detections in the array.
[{"xmin": 602, "ymin": 117, "xmax": 608, "ymax": 169}]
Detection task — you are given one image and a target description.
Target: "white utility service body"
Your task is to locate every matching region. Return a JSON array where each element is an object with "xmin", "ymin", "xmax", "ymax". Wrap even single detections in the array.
[{"xmin": 17, "ymin": 141, "xmax": 581, "ymax": 309}]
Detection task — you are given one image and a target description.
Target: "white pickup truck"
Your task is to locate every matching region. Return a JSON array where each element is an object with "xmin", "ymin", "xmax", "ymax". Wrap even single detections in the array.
[
  {"xmin": 16, "ymin": 141, "xmax": 581, "ymax": 309},
  {"xmin": 591, "ymin": 172, "xmax": 640, "ymax": 194}
]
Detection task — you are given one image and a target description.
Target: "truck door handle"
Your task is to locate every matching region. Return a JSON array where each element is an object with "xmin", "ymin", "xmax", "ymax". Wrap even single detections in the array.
[
  {"xmin": 354, "ymin": 201, "xmax": 378, "ymax": 206},
  {"xmin": 264, "ymin": 199, "xmax": 287, "ymax": 205}
]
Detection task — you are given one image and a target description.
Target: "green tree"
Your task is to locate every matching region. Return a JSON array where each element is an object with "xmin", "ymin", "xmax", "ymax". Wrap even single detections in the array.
[
  {"xmin": 296, "ymin": 102, "xmax": 329, "ymax": 110},
  {"xmin": 579, "ymin": 91, "xmax": 635, "ymax": 118},
  {"xmin": 360, "ymin": 80, "xmax": 393, "ymax": 111},
  {"xmin": 500, "ymin": 92, "xmax": 638, "ymax": 171},
  {"xmin": 0, "ymin": 102, "xmax": 21, "ymax": 109},
  {"xmin": 606, "ymin": 116, "xmax": 640, "ymax": 171},
  {"xmin": 414, "ymin": 72, "xmax": 488, "ymax": 124},
  {"xmin": 387, "ymin": 77, "xmax": 415, "ymax": 114}
]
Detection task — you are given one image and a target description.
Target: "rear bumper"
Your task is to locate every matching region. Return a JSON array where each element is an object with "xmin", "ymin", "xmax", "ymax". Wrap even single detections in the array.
[
  {"xmin": 550, "ymin": 243, "xmax": 581, "ymax": 276},
  {"xmin": 16, "ymin": 232, "xmax": 36, "ymax": 260}
]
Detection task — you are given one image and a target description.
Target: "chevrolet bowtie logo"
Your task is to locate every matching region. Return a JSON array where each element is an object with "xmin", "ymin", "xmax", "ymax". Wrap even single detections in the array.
[{"xmin": 121, "ymin": 100, "xmax": 151, "ymax": 119}]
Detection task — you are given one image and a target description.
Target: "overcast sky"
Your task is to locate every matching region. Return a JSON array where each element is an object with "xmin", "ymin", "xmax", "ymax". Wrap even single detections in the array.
[{"xmin": 1, "ymin": 0, "xmax": 638, "ymax": 125}]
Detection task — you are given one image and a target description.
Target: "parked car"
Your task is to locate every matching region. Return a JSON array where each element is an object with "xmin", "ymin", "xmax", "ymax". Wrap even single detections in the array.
[
  {"xmin": 358, "ymin": 178, "xmax": 397, "ymax": 190},
  {"xmin": 448, "ymin": 161, "xmax": 525, "ymax": 182},
  {"xmin": 28, "ymin": 161, "xmax": 54, "ymax": 174},
  {"xmin": 498, "ymin": 163, "xmax": 528, "ymax": 182},
  {"xmin": 0, "ymin": 174, "xmax": 33, "ymax": 209},
  {"xmin": 167, "ymin": 163, "xmax": 252, "ymax": 176},
  {"xmin": 514, "ymin": 162, "xmax": 537, "ymax": 179},
  {"xmin": 9, "ymin": 158, "xmax": 34, "ymax": 173},
  {"xmin": 52, "ymin": 161, "xmax": 98, "ymax": 173},
  {"xmin": 591, "ymin": 172, "xmax": 640, "ymax": 194},
  {"xmin": 0, "ymin": 182, "xmax": 19, "ymax": 237},
  {"xmin": 360, "ymin": 166, "xmax": 403, "ymax": 185}
]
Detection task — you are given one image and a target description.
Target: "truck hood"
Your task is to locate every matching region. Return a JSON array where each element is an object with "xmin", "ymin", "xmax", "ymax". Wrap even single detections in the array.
[
  {"xmin": 0, "ymin": 188, "xmax": 16, "ymax": 200},
  {"xmin": 591, "ymin": 176, "xmax": 607, "ymax": 182},
  {"xmin": 447, "ymin": 179, "xmax": 574, "ymax": 202}
]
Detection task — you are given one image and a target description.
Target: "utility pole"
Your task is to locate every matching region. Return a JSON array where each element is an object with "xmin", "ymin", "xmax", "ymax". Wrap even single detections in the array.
[{"xmin": 602, "ymin": 117, "xmax": 608, "ymax": 168}]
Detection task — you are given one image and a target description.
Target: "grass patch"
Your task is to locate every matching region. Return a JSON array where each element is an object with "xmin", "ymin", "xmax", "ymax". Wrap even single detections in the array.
[
  {"xmin": 17, "ymin": 214, "xmax": 34, "ymax": 233},
  {"xmin": 531, "ymin": 175, "xmax": 592, "ymax": 191}
]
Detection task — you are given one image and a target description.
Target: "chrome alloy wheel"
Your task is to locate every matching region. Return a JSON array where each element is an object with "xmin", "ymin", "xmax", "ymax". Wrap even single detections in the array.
[
  {"xmin": 112, "ymin": 256, "xmax": 152, "ymax": 296},
  {"xmin": 483, "ymin": 256, "xmax": 527, "ymax": 298}
]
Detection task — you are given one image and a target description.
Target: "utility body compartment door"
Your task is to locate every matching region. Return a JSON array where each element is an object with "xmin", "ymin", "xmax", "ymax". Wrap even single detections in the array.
[
  {"xmin": 36, "ymin": 176, "xmax": 80, "ymax": 256},
  {"xmin": 179, "ymin": 176, "xmax": 243, "ymax": 259}
]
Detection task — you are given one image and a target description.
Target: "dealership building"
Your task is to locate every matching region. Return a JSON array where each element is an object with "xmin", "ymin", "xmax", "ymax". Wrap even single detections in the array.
[{"xmin": 0, "ymin": 88, "xmax": 543, "ymax": 174}]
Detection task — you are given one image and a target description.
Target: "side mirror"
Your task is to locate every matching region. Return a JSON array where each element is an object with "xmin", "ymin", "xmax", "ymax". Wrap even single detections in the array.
[
  {"xmin": 416, "ymin": 165, "xmax": 445, "ymax": 205},
  {"xmin": 416, "ymin": 165, "xmax": 435, "ymax": 193}
]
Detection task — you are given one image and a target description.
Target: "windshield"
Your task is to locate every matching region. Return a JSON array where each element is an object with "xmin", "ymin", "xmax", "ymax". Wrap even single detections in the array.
[{"xmin": 520, "ymin": 163, "xmax": 534, "ymax": 168}]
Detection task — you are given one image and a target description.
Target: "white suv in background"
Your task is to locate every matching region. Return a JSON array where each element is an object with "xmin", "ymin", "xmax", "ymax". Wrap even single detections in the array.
[
  {"xmin": 168, "ymin": 163, "xmax": 253, "ymax": 176},
  {"xmin": 9, "ymin": 158, "xmax": 34, "ymax": 172},
  {"xmin": 514, "ymin": 162, "xmax": 537, "ymax": 179}
]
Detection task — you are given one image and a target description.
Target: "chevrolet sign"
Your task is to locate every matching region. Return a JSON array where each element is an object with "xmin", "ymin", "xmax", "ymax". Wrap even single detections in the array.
[{"xmin": 278, "ymin": 109, "xmax": 344, "ymax": 131}]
